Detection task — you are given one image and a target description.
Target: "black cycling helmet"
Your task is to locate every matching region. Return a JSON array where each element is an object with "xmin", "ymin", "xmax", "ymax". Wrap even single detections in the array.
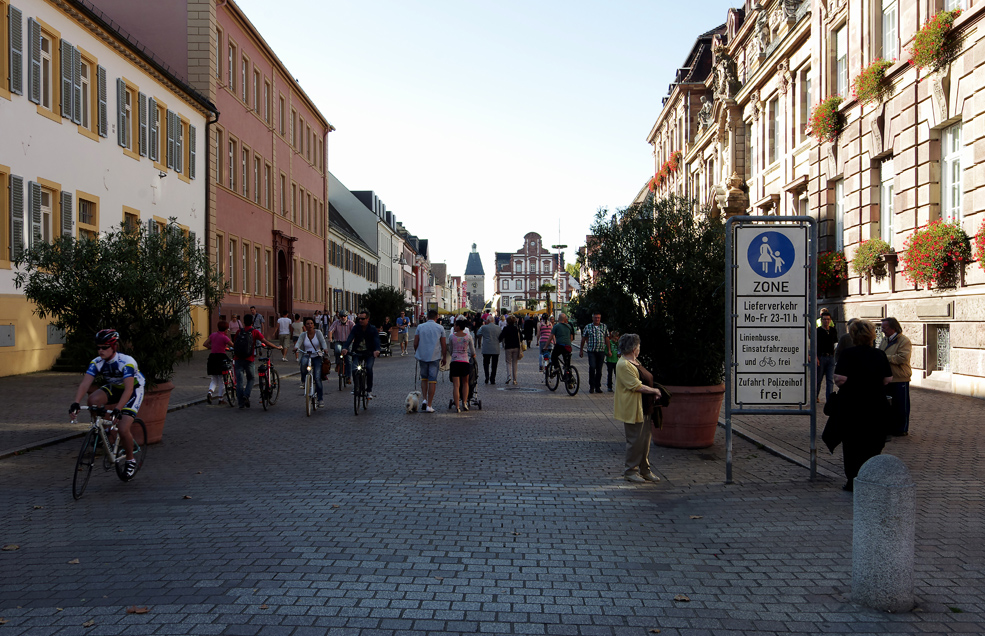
[{"xmin": 94, "ymin": 329, "xmax": 119, "ymax": 346}]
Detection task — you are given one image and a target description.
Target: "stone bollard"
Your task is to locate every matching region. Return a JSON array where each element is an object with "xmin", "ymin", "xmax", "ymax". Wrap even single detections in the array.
[{"xmin": 851, "ymin": 454, "xmax": 916, "ymax": 612}]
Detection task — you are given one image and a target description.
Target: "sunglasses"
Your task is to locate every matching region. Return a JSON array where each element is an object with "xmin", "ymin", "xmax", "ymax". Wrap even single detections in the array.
[
  {"xmin": 358, "ymin": 316, "xmax": 368, "ymax": 321},
  {"xmin": 96, "ymin": 345, "xmax": 112, "ymax": 351}
]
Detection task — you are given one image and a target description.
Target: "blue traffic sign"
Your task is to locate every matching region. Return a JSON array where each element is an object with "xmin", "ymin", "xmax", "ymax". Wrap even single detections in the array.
[{"xmin": 746, "ymin": 231, "xmax": 795, "ymax": 278}]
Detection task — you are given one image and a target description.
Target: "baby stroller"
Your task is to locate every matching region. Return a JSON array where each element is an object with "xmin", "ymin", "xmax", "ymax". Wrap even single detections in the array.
[
  {"xmin": 448, "ymin": 355, "xmax": 482, "ymax": 410},
  {"xmin": 379, "ymin": 330, "xmax": 392, "ymax": 357}
]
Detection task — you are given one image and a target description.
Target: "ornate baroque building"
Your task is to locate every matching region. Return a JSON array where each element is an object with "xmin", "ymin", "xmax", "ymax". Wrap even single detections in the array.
[
  {"xmin": 646, "ymin": 0, "xmax": 985, "ymax": 398},
  {"xmin": 493, "ymin": 232, "xmax": 578, "ymax": 313}
]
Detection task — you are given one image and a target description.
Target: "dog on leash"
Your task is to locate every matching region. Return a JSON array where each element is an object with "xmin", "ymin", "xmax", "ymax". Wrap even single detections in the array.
[{"xmin": 405, "ymin": 391, "xmax": 422, "ymax": 413}]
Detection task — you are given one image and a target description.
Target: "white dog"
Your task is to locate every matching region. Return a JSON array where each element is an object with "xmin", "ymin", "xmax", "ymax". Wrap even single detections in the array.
[{"xmin": 405, "ymin": 391, "xmax": 422, "ymax": 413}]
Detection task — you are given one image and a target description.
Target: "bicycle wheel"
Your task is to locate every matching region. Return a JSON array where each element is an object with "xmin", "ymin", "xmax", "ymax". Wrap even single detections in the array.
[
  {"xmin": 305, "ymin": 373, "xmax": 313, "ymax": 417},
  {"xmin": 353, "ymin": 372, "xmax": 362, "ymax": 416},
  {"xmin": 73, "ymin": 429, "xmax": 100, "ymax": 499},
  {"xmin": 116, "ymin": 419, "xmax": 148, "ymax": 481},
  {"xmin": 267, "ymin": 368, "xmax": 280, "ymax": 405},
  {"xmin": 565, "ymin": 365, "xmax": 580, "ymax": 396},
  {"xmin": 338, "ymin": 361, "xmax": 344, "ymax": 391},
  {"xmin": 259, "ymin": 374, "xmax": 270, "ymax": 411},
  {"xmin": 224, "ymin": 373, "xmax": 237, "ymax": 407},
  {"xmin": 546, "ymin": 362, "xmax": 560, "ymax": 391}
]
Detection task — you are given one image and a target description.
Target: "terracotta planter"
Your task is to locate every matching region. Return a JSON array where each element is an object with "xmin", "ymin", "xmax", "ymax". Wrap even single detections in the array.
[
  {"xmin": 136, "ymin": 381, "xmax": 174, "ymax": 445},
  {"xmin": 651, "ymin": 383, "xmax": 725, "ymax": 449}
]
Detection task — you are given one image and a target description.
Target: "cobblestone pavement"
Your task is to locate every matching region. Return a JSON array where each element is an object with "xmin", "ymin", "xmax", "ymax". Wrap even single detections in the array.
[{"xmin": 0, "ymin": 347, "xmax": 982, "ymax": 635}]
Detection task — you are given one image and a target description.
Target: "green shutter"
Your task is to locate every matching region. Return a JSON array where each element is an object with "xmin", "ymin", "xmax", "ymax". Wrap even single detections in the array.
[
  {"xmin": 189, "ymin": 124, "xmax": 197, "ymax": 179},
  {"xmin": 27, "ymin": 17, "xmax": 39, "ymax": 104},
  {"xmin": 138, "ymin": 92, "xmax": 147, "ymax": 157},
  {"xmin": 96, "ymin": 65, "xmax": 107, "ymax": 137},
  {"xmin": 8, "ymin": 5, "xmax": 23, "ymax": 96},
  {"xmin": 60, "ymin": 38, "xmax": 73, "ymax": 118},
  {"xmin": 60, "ymin": 191, "xmax": 73, "ymax": 238},
  {"xmin": 9, "ymin": 175, "xmax": 24, "ymax": 260}
]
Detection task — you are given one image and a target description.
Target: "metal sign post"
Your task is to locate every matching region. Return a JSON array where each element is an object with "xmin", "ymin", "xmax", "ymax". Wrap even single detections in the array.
[{"xmin": 725, "ymin": 216, "xmax": 817, "ymax": 484}]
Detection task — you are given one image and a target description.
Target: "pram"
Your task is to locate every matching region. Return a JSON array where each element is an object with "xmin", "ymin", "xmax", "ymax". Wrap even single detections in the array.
[
  {"xmin": 379, "ymin": 330, "xmax": 392, "ymax": 357},
  {"xmin": 448, "ymin": 355, "xmax": 482, "ymax": 410}
]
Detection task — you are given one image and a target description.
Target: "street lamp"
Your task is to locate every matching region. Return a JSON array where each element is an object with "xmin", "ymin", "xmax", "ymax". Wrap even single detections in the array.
[{"xmin": 551, "ymin": 243, "xmax": 567, "ymax": 317}]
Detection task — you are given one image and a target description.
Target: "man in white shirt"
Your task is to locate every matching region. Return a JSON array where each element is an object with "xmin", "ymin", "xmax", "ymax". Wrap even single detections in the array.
[
  {"xmin": 414, "ymin": 309, "xmax": 447, "ymax": 413},
  {"xmin": 275, "ymin": 311, "xmax": 292, "ymax": 361}
]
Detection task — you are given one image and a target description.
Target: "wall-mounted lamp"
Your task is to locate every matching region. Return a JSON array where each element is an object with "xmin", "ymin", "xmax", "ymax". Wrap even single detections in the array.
[{"xmin": 158, "ymin": 171, "xmax": 168, "ymax": 179}]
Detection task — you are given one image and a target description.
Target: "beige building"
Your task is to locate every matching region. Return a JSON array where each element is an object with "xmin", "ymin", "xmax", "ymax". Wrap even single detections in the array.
[{"xmin": 647, "ymin": 0, "xmax": 985, "ymax": 398}]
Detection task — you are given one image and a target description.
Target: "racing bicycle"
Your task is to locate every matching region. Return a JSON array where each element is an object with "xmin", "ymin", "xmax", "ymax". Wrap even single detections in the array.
[{"xmin": 71, "ymin": 405, "xmax": 148, "ymax": 499}]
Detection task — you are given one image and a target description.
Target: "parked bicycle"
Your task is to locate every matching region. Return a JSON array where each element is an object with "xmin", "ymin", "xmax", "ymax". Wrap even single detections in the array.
[
  {"xmin": 545, "ymin": 354, "xmax": 580, "ymax": 396},
  {"xmin": 70, "ymin": 405, "xmax": 148, "ymax": 499},
  {"xmin": 256, "ymin": 347, "xmax": 280, "ymax": 411}
]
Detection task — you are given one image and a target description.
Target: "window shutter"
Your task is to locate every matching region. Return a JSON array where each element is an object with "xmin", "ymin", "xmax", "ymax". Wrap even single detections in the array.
[
  {"xmin": 60, "ymin": 191, "xmax": 73, "ymax": 238},
  {"xmin": 116, "ymin": 78, "xmax": 126, "ymax": 147},
  {"xmin": 175, "ymin": 117, "xmax": 183, "ymax": 173},
  {"xmin": 72, "ymin": 46, "xmax": 82, "ymax": 124},
  {"xmin": 148, "ymin": 97, "xmax": 158, "ymax": 160},
  {"xmin": 189, "ymin": 231, "xmax": 196, "ymax": 247},
  {"xmin": 60, "ymin": 38, "xmax": 73, "ymax": 118},
  {"xmin": 138, "ymin": 92, "xmax": 147, "ymax": 157},
  {"xmin": 166, "ymin": 110, "xmax": 175, "ymax": 169},
  {"xmin": 9, "ymin": 175, "xmax": 24, "ymax": 260},
  {"xmin": 96, "ymin": 65, "xmax": 107, "ymax": 137},
  {"xmin": 189, "ymin": 124, "xmax": 196, "ymax": 179},
  {"xmin": 9, "ymin": 5, "xmax": 23, "ymax": 95},
  {"xmin": 146, "ymin": 218, "xmax": 157, "ymax": 235},
  {"xmin": 27, "ymin": 17, "xmax": 39, "ymax": 104},
  {"xmin": 28, "ymin": 180, "xmax": 42, "ymax": 248}
]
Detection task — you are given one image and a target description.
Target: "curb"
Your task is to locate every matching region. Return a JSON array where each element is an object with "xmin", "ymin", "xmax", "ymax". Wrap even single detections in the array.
[{"xmin": 0, "ymin": 370, "xmax": 302, "ymax": 460}]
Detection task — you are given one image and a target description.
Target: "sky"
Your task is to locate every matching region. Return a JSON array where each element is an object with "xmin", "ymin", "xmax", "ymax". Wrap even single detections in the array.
[{"xmin": 236, "ymin": 0, "xmax": 743, "ymax": 298}]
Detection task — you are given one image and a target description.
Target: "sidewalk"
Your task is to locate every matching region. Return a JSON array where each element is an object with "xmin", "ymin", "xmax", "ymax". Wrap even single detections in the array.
[{"xmin": 0, "ymin": 349, "xmax": 301, "ymax": 459}]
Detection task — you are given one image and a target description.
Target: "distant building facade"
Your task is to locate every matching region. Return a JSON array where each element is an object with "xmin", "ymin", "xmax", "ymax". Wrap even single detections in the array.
[
  {"xmin": 494, "ymin": 232, "xmax": 577, "ymax": 313},
  {"xmin": 464, "ymin": 243, "xmax": 485, "ymax": 311}
]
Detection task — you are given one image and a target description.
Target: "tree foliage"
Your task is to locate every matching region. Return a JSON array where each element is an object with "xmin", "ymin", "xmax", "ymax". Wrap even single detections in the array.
[
  {"xmin": 585, "ymin": 194, "xmax": 726, "ymax": 385},
  {"xmin": 359, "ymin": 285, "xmax": 412, "ymax": 325},
  {"xmin": 15, "ymin": 221, "xmax": 225, "ymax": 385}
]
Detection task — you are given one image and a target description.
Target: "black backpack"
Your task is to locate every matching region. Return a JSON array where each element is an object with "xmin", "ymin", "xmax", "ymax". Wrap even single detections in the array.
[{"xmin": 233, "ymin": 328, "xmax": 254, "ymax": 359}]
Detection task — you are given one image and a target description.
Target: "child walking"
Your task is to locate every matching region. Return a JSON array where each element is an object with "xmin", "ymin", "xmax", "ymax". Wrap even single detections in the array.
[
  {"xmin": 605, "ymin": 329, "xmax": 620, "ymax": 392},
  {"xmin": 203, "ymin": 321, "xmax": 233, "ymax": 404}
]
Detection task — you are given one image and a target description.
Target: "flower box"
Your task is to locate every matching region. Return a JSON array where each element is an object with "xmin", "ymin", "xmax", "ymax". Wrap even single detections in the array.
[{"xmin": 901, "ymin": 220, "xmax": 970, "ymax": 289}]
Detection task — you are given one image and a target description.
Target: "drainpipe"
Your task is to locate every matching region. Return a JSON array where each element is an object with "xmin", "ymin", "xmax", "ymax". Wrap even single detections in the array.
[{"xmin": 205, "ymin": 104, "xmax": 220, "ymax": 332}]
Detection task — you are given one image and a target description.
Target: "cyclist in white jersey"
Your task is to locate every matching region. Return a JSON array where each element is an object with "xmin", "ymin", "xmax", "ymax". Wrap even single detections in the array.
[{"xmin": 69, "ymin": 329, "xmax": 146, "ymax": 479}]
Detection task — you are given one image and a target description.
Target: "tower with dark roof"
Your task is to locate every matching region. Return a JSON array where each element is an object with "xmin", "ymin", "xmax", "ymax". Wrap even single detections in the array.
[{"xmin": 464, "ymin": 244, "xmax": 486, "ymax": 311}]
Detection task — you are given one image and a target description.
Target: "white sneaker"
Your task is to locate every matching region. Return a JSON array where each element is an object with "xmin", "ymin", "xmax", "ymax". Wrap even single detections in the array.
[{"xmin": 424, "ymin": 405, "xmax": 435, "ymax": 413}]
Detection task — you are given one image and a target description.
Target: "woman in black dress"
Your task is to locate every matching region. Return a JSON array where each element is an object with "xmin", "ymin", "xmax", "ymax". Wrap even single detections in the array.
[{"xmin": 833, "ymin": 319, "xmax": 893, "ymax": 491}]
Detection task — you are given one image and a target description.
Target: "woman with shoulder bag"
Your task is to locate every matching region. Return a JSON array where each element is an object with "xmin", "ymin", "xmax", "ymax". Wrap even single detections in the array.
[{"xmin": 614, "ymin": 334, "xmax": 666, "ymax": 484}]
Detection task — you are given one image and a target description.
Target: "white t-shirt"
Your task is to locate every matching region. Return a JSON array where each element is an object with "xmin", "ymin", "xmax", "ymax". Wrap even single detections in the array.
[{"xmin": 277, "ymin": 316, "xmax": 292, "ymax": 335}]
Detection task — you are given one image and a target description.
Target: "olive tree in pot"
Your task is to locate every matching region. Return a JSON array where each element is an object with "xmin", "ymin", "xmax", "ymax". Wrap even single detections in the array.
[
  {"xmin": 15, "ymin": 220, "xmax": 225, "ymax": 443},
  {"xmin": 586, "ymin": 194, "xmax": 726, "ymax": 448}
]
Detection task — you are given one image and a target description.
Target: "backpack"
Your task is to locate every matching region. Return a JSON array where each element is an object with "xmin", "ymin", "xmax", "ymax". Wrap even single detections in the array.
[{"xmin": 233, "ymin": 328, "xmax": 255, "ymax": 359}]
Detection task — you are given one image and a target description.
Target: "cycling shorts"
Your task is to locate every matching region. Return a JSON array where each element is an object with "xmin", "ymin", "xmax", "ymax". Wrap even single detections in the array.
[{"xmin": 99, "ymin": 384, "xmax": 145, "ymax": 417}]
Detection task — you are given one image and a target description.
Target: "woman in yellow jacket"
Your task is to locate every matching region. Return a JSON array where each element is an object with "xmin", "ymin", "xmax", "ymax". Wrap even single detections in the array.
[{"xmin": 614, "ymin": 333, "xmax": 664, "ymax": 483}]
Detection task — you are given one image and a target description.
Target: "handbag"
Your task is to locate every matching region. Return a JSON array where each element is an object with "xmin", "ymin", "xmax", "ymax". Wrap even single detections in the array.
[{"xmin": 521, "ymin": 340, "xmax": 527, "ymax": 351}]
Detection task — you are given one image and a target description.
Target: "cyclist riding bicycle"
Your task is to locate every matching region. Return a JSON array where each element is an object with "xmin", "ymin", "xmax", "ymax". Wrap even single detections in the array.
[
  {"xmin": 341, "ymin": 310, "xmax": 381, "ymax": 399},
  {"xmin": 295, "ymin": 316, "xmax": 328, "ymax": 407},
  {"xmin": 549, "ymin": 313, "xmax": 577, "ymax": 374},
  {"xmin": 68, "ymin": 329, "xmax": 145, "ymax": 479},
  {"xmin": 329, "ymin": 310, "xmax": 355, "ymax": 385}
]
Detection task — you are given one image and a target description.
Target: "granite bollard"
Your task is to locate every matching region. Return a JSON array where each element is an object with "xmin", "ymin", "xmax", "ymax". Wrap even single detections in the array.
[{"xmin": 851, "ymin": 454, "xmax": 916, "ymax": 612}]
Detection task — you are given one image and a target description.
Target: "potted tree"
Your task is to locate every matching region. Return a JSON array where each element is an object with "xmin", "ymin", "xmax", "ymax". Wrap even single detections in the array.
[
  {"xmin": 586, "ymin": 194, "xmax": 726, "ymax": 449},
  {"xmin": 15, "ymin": 220, "xmax": 225, "ymax": 443}
]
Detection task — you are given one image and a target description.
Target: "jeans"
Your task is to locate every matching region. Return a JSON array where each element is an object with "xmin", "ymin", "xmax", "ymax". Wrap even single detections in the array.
[
  {"xmin": 886, "ymin": 382, "xmax": 911, "ymax": 434},
  {"xmin": 586, "ymin": 351, "xmax": 605, "ymax": 390},
  {"xmin": 482, "ymin": 353, "xmax": 499, "ymax": 382},
  {"xmin": 354, "ymin": 353, "xmax": 376, "ymax": 392},
  {"xmin": 606, "ymin": 361, "xmax": 616, "ymax": 389},
  {"xmin": 234, "ymin": 359, "xmax": 255, "ymax": 406},
  {"xmin": 817, "ymin": 354, "xmax": 835, "ymax": 401},
  {"xmin": 300, "ymin": 353, "xmax": 324, "ymax": 401},
  {"xmin": 334, "ymin": 343, "xmax": 351, "ymax": 379}
]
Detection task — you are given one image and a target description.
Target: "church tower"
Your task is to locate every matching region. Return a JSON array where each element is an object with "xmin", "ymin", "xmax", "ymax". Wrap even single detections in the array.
[{"xmin": 464, "ymin": 243, "xmax": 485, "ymax": 311}]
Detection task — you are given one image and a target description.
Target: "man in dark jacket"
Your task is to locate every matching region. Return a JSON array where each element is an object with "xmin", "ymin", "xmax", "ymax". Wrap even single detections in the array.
[{"xmin": 342, "ymin": 310, "xmax": 381, "ymax": 399}]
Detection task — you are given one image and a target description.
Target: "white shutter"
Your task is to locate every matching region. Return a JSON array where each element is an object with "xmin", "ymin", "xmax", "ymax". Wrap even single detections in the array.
[
  {"xmin": 116, "ymin": 78, "xmax": 126, "ymax": 147},
  {"xmin": 27, "ymin": 17, "xmax": 39, "ymax": 104},
  {"xmin": 148, "ymin": 97, "xmax": 158, "ymax": 161},
  {"xmin": 60, "ymin": 191, "xmax": 73, "ymax": 238},
  {"xmin": 60, "ymin": 39, "xmax": 73, "ymax": 118},
  {"xmin": 8, "ymin": 5, "xmax": 23, "ymax": 95},
  {"xmin": 71, "ymin": 46, "xmax": 82, "ymax": 124},
  {"xmin": 28, "ymin": 180, "xmax": 42, "ymax": 248},
  {"xmin": 166, "ymin": 110, "xmax": 175, "ymax": 169},
  {"xmin": 96, "ymin": 65, "xmax": 107, "ymax": 137},
  {"xmin": 175, "ymin": 116, "xmax": 183, "ymax": 173},
  {"xmin": 9, "ymin": 175, "xmax": 24, "ymax": 260},
  {"xmin": 189, "ymin": 125, "xmax": 197, "ymax": 179},
  {"xmin": 138, "ymin": 92, "xmax": 147, "ymax": 157}
]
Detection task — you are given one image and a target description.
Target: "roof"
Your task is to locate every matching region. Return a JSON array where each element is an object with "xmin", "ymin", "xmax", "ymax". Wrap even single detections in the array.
[
  {"xmin": 432, "ymin": 263, "xmax": 447, "ymax": 282},
  {"xmin": 495, "ymin": 252, "xmax": 511, "ymax": 273},
  {"xmin": 328, "ymin": 203, "xmax": 373, "ymax": 254},
  {"xmin": 465, "ymin": 250, "xmax": 485, "ymax": 276}
]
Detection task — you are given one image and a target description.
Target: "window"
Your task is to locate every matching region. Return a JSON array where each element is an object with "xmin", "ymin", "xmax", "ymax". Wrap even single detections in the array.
[
  {"xmin": 39, "ymin": 29, "xmax": 52, "ymax": 110},
  {"xmin": 279, "ymin": 95, "xmax": 286, "ymax": 135},
  {"xmin": 515, "ymin": 261, "xmax": 523, "ymax": 273},
  {"xmin": 80, "ymin": 58, "xmax": 91, "ymax": 131},
  {"xmin": 241, "ymin": 147, "xmax": 249, "ymax": 198},
  {"xmin": 291, "ymin": 183, "xmax": 297, "ymax": 222},
  {"xmin": 228, "ymin": 239, "xmax": 237, "ymax": 291},
  {"xmin": 216, "ymin": 129, "xmax": 224, "ymax": 185},
  {"xmin": 121, "ymin": 83, "xmax": 133, "ymax": 150},
  {"xmin": 503, "ymin": 280, "xmax": 510, "ymax": 290},
  {"xmin": 769, "ymin": 97, "xmax": 779, "ymax": 164},
  {"xmin": 253, "ymin": 155, "xmax": 261, "ymax": 204},
  {"xmin": 516, "ymin": 280, "xmax": 523, "ymax": 291},
  {"xmin": 291, "ymin": 108, "xmax": 297, "ymax": 147},
  {"xmin": 253, "ymin": 68, "xmax": 260, "ymax": 111},
  {"xmin": 798, "ymin": 67, "xmax": 811, "ymax": 141},
  {"xmin": 306, "ymin": 124, "xmax": 312, "ymax": 161},
  {"xmin": 254, "ymin": 245, "xmax": 261, "ymax": 295},
  {"xmin": 228, "ymin": 138, "xmax": 236, "ymax": 191},
  {"xmin": 280, "ymin": 173, "xmax": 287, "ymax": 215},
  {"xmin": 215, "ymin": 234, "xmax": 224, "ymax": 278},
  {"xmin": 216, "ymin": 27, "xmax": 223, "ymax": 80},
  {"xmin": 265, "ymin": 249, "xmax": 272, "ymax": 296},
  {"xmin": 227, "ymin": 41, "xmax": 235, "ymax": 92},
  {"xmin": 240, "ymin": 55, "xmax": 247, "ymax": 102},
  {"xmin": 123, "ymin": 207, "xmax": 139, "ymax": 233},
  {"xmin": 882, "ymin": 0, "xmax": 898, "ymax": 61},
  {"xmin": 945, "ymin": 0, "xmax": 966, "ymax": 10},
  {"xmin": 942, "ymin": 123, "xmax": 962, "ymax": 222},
  {"xmin": 242, "ymin": 241, "xmax": 249, "ymax": 295},
  {"xmin": 299, "ymin": 186, "xmax": 306, "ymax": 228},
  {"xmin": 879, "ymin": 158, "xmax": 895, "ymax": 245},
  {"xmin": 834, "ymin": 180, "xmax": 845, "ymax": 251},
  {"xmin": 264, "ymin": 163, "xmax": 271, "ymax": 209},
  {"xmin": 38, "ymin": 187, "xmax": 53, "ymax": 243},
  {"xmin": 77, "ymin": 194, "xmax": 98, "ymax": 239},
  {"xmin": 263, "ymin": 81, "xmax": 271, "ymax": 123},
  {"xmin": 834, "ymin": 25, "xmax": 848, "ymax": 97}
]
